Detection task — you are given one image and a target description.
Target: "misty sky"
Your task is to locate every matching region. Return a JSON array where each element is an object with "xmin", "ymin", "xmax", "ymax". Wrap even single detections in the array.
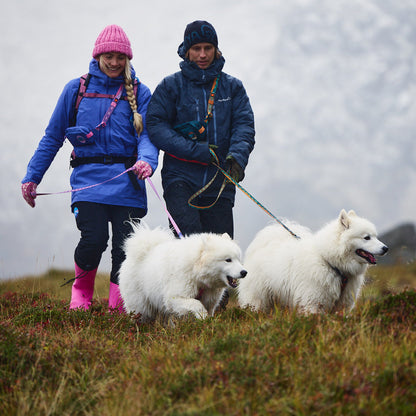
[{"xmin": 1, "ymin": 0, "xmax": 415, "ymax": 280}]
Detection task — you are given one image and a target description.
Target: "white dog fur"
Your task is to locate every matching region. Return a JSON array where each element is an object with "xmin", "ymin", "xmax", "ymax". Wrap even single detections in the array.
[
  {"xmin": 238, "ymin": 209, "xmax": 388, "ymax": 314},
  {"xmin": 118, "ymin": 224, "xmax": 247, "ymax": 321}
]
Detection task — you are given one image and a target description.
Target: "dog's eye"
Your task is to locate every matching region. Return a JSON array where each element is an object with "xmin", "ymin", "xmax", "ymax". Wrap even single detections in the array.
[
  {"xmin": 225, "ymin": 258, "xmax": 232, "ymax": 263},
  {"xmin": 364, "ymin": 235, "xmax": 371, "ymax": 240}
]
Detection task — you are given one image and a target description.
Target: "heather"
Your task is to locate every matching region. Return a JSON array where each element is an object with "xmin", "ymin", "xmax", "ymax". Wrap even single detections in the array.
[{"xmin": 1, "ymin": 265, "xmax": 415, "ymax": 415}]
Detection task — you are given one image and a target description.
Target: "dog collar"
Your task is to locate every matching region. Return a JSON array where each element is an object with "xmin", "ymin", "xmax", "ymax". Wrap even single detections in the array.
[
  {"xmin": 196, "ymin": 288, "xmax": 205, "ymax": 300},
  {"xmin": 330, "ymin": 265, "xmax": 349, "ymax": 294}
]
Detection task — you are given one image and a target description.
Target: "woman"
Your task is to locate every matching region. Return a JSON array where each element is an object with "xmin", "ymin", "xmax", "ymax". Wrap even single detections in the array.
[{"xmin": 21, "ymin": 25, "xmax": 158, "ymax": 311}]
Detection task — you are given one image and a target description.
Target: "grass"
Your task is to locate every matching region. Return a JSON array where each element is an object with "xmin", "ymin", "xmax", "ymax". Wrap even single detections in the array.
[{"xmin": 1, "ymin": 264, "xmax": 416, "ymax": 415}]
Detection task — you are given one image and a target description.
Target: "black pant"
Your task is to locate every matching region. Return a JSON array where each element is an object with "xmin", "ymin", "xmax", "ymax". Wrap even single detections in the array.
[
  {"xmin": 72, "ymin": 202, "xmax": 145, "ymax": 284},
  {"xmin": 164, "ymin": 181, "xmax": 234, "ymax": 238}
]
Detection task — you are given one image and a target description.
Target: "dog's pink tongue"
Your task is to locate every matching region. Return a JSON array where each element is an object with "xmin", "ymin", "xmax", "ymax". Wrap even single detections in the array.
[{"xmin": 357, "ymin": 249, "xmax": 376, "ymax": 264}]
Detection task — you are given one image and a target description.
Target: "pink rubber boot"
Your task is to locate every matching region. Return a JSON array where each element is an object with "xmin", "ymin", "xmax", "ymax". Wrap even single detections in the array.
[
  {"xmin": 108, "ymin": 282, "xmax": 125, "ymax": 313},
  {"xmin": 69, "ymin": 264, "xmax": 97, "ymax": 310}
]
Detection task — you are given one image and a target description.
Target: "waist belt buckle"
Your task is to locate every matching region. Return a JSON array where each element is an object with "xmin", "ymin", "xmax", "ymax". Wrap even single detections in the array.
[{"xmin": 103, "ymin": 156, "xmax": 113, "ymax": 164}]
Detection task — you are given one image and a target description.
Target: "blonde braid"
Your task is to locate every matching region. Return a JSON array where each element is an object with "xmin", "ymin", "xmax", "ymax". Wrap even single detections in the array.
[{"xmin": 124, "ymin": 58, "xmax": 143, "ymax": 136}]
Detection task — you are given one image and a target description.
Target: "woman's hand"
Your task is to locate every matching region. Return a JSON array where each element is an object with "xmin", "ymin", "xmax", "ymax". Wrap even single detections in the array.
[
  {"xmin": 132, "ymin": 161, "xmax": 153, "ymax": 180},
  {"xmin": 21, "ymin": 182, "xmax": 37, "ymax": 207}
]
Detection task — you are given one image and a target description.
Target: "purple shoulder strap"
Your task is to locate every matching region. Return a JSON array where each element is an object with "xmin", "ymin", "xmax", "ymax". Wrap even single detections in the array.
[{"xmin": 74, "ymin": 74, "xmax": 90, "ymax": 112}]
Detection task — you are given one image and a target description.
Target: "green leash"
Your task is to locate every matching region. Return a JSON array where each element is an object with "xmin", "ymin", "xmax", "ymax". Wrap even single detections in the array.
[
  {"xmin": 187, "ymin": 148, "xmax": 227, "ymax": 210},
  {"xmin": 208, "ymin": 148, "xmax": 300, "ymax": 239}
]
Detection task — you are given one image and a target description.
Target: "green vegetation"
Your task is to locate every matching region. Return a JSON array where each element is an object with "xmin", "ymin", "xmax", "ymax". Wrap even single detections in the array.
[{"xmin": 1, "ymin": 264, "xmax": 415, "ymax": 415}]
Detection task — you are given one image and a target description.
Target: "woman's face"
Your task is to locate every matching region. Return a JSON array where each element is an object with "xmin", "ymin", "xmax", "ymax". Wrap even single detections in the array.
[{"xmin": 98, "ymin": 53, "xmax": 127, "ymax": 78}]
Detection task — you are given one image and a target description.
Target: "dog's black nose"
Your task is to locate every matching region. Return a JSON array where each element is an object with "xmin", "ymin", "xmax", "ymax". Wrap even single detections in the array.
[
  {"xmin": 382, "ymin": 246, "xmax": 389, "ymax": 255},
  {"xmin": 240, "ymin": 270, "xmax": 247, "ymax": 278}
]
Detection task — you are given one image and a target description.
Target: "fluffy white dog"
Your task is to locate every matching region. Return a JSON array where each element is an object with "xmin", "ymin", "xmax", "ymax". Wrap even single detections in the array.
[
  {"xmin": 238, "ymin": 210, "xmax": 388, "ymax": 314},
  {"xmin": 118, "ymin": 224, "xmax": 247, "ymax": 321}
]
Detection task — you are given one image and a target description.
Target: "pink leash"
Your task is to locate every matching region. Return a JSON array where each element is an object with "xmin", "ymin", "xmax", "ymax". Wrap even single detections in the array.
[
  {"xmin": 35, "ymin": 169, "xmax": 184, "ymax": 238},
  {"xmin": 146, "ymin": 177, "xmax": 184, "ymax": 238},
  {"xmin": 35, "ymin": 167, "xmax": 135, "ymax": 196}
]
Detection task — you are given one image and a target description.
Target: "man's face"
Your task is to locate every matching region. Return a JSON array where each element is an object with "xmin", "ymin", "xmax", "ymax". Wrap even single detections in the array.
[{"xmin": 188, "ymin": 42, "xmax": 215, "ymax": 69}]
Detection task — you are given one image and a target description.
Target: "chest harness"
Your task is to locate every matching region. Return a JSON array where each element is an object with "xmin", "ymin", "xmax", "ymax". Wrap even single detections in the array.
[{"xmin": 69, "ymin": 73, "xmax": 141, "ymax": 189}]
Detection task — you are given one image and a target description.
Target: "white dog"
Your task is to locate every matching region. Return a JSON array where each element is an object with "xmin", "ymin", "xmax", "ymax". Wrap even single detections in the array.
[
  {"xmin": 238, "ymin": 210, "xmax": 388, "ymax": 314},
  {"xmin": 118, "ymin": 224, "xmax": 247, "ymax": 321}
]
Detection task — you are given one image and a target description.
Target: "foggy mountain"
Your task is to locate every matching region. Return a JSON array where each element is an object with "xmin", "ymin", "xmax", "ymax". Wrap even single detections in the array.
[{"xmin": 0, "ymin": 0, "xmax": 415, "ymax": 279}]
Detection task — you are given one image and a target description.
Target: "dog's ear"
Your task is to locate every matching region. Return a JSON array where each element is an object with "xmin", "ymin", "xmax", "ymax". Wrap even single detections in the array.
[
  {"xmin": 221, "ymin": 233, "xmax": 231, "ymax": 240},
  {"xmin": 196, "ymin": 235, "xmax": 216, "ymax": 268},
  {"xmin": 347, "ymin": 210, "xmax": 356, "ymax": 217},
  {"xmin": 339, "ymin": 209, "xmax": 350, "ymax": 229}
]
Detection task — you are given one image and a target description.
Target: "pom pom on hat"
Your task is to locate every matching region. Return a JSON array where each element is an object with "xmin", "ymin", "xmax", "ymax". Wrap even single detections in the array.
[
  {"xmin": 178, "ymin": 20, "xmax": 218, "ymax": 58},
  {"xmin": 93, "ymin": 25, "xmax": 133, "ymax": 59}
]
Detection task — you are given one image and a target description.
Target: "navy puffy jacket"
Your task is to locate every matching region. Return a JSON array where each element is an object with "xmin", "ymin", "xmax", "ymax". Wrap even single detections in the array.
[{"xmin": 146, "ymin": 56, "xmax": 255, "ymax": 202}]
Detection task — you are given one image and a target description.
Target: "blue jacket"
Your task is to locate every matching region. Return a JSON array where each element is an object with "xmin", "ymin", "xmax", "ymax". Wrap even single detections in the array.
[
  {"xmin": 146, "ymin": 56, "xmax": 255, "ymax": 202},
  {"xmin": 22, "ymin": 59, "xmax": 159, "ymax": 211}
]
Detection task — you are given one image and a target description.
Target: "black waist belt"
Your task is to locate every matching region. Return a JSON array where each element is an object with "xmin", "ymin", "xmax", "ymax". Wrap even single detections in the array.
[
  {"xmin": 70, "ymin": 155, "xmax": 135, "ymax": 168},
  {"xmin": 70, "ymin": 155, "xmax": 141, "ymax": 190}
]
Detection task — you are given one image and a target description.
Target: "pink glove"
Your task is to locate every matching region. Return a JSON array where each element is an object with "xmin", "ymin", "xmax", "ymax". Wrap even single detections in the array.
[
  {"xmin": 132, "ymin": 160, "xmax": 152, "ymax": 180},
  {"xmin": 21, "ymin": 182, "xmax": 37, "ymax": 208}
]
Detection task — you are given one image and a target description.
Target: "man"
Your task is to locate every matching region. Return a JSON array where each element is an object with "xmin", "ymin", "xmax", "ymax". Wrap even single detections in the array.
[{"xmin": 147, "ymin": 20, "xmax": 255, "ymax": 243}]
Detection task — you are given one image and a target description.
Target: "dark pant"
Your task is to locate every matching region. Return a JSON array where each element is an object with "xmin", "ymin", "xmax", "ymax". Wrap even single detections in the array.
[
  {"xmin": 72, "ymin": 202, "xmax": 145, "ymax": 284},
  {"xmin": 164, "ymin": 181, "xmax": 234, "ymax": 238}
]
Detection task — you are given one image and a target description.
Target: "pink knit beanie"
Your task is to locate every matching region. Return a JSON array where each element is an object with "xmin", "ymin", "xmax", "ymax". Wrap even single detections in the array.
[{"xmin": 92, "ymin": 25, "xmax": 133, "ymax": 59}]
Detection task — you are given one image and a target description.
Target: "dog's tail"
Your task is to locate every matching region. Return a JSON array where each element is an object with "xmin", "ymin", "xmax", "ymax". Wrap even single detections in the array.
[{"xmin": 123, "ymin": 222, "xmax": 174, "ymax": 261}]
